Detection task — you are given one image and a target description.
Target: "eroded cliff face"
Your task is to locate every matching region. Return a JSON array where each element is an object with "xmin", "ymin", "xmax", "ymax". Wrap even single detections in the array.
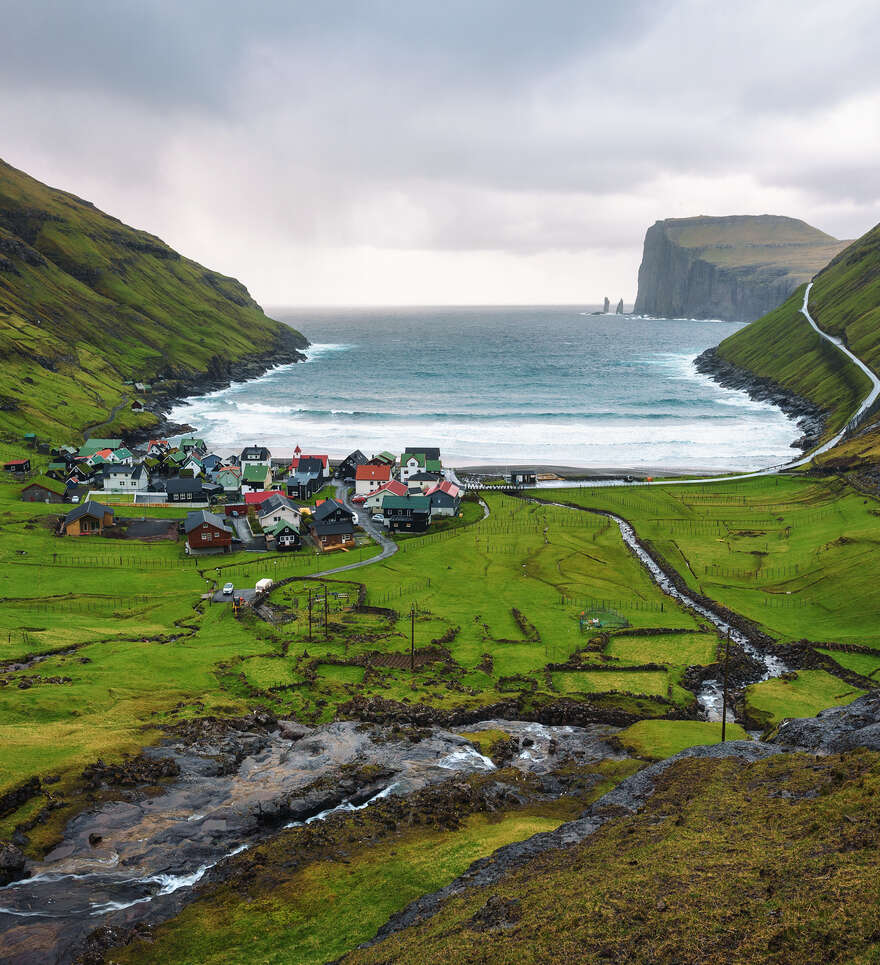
[{"xmin": 633, "ymin": 215, "xmax": 848, "ymax": 322}]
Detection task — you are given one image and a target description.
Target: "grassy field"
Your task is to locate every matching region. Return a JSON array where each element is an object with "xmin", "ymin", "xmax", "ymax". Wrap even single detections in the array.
[
  {"xmin": 0, "ymin": 468, "xmax": 875, "ymax": 855},
  {"xmin": 745, "ymin": 670, "xmax": 865, "ymax": 730},
  {"xmin": 531, "ymin": 475, "xmax": 880, "ymax": 654},
  {"xmin": 616, "ymin": 719, "xmax": 749, "ymax": 760}
]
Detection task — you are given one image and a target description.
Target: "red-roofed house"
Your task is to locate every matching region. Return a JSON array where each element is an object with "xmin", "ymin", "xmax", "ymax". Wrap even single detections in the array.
[
  {"xmin": 244, "ymin": 489, "xmax": 286, "ymax": 506},
  {"xmin": 288, "ymin": 453, "xmax": 330, "ymax": 478},
  {"xmin": 354, "ymin": 463, "xmax": 392, "ymax": 497},
  {"xmin": 426, "ymin": 480, "xmax": 462, "ymax": 517},
  {"xmin": 361, "ymin": 479, "xmax": 407, "ymax": 513}
]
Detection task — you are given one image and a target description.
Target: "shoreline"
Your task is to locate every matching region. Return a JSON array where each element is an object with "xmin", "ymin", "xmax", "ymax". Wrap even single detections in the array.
[
  {"xmin": 694, "ymin": 346, "xmax": 827, "ymax": 453},
  {"xmin": 125, "ymin": 326, "xmax": 309, "ymax": 446}
]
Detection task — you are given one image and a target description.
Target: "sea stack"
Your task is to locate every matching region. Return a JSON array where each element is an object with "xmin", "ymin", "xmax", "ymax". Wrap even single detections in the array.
[
  {"xmin": 633, "ymin": 215, "xmax": 849, "ymax": 322},
  {"xmin": 603, "ymin": 296, "xmax": 610, "ymax": 313},
  {"xmin": 616, "ymin": 298, "xmax": 624, "ymax": 314}
]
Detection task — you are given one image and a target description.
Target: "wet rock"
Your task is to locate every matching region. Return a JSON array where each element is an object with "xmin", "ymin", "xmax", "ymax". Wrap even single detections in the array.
[
  {"xmin": 0, "ymin": 840, "xmax": 28, "ymax": 885},
  {"xmin": 278, "ymin": 720, "xmax": 312, "ymax": 742},
  {"xmin": 694, "ymin": 347, "xmax": 827, "ymax": 452},
  {"xmin": 772, "ymin": 692, "xmax": 880, "ymax": 753},
  {"xmin": 81, "ymin": 755, "xmax": 179, "ymax": 789}
]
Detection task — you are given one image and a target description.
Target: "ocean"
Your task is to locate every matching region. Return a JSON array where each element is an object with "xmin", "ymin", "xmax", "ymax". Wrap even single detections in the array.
[{"xmin": 169, "ymin": 306, "xmax": 800, "ymax": 471}]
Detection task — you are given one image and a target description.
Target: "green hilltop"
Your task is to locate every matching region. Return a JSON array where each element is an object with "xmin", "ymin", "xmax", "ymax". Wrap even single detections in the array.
[
  {"xmin": 711, "ymin": 221, "xmax": 880, "ymax": 459},
  {"xmin": 0, "ymin": 158, "xmax": 307, "ymax": 443}
]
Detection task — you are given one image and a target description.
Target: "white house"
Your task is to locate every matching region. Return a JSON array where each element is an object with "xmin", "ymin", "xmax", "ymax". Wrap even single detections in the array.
[
  {"xmin": 256, "ymin": 493, "xmax": 301, "ymax": 531},
  {"xmin": 355, "ymin": 463, "xmax": 392, "ymax": 497},
  {"xmin": 103, "ymin": 463, "xmax": 150, "ymax": 492}
]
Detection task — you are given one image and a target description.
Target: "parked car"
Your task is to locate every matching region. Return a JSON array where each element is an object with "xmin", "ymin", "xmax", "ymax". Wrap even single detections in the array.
[
  {"xmin": 222, "ymin": 582, "xmax": 234, "ymax": 595},
  {"xmin": 371, "ymin": 513, "xmax": 384, "ymax": 523}
]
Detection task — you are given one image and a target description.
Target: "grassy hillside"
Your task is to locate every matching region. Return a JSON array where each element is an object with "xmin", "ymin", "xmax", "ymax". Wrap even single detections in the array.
[
  {"xmin": 344, "ymin": 749, "xmax": 880, "ymax": 965},
  {"xmin": 714, "ymin": 223, "xmax": 880, "ymax": 442},
  {"xmin": 0, "ymin": 158, "xmax": 306, "ymax": 443}
]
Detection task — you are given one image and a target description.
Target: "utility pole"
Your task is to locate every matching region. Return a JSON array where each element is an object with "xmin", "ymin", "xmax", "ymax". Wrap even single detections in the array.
[
  {"xmin": 324, "ymin": 586, "xmax": 329, "ymax": 639},
  {"xmin": 721, "ymin": 628, "xmax": 730, "ymax": 742},
  {"xmin": 410, "ymin": 603, "xmax": 415, "ymax": 672},
  {"xmin": 308, "ymin": 589, "xmax": 313, "ymax": 642}
]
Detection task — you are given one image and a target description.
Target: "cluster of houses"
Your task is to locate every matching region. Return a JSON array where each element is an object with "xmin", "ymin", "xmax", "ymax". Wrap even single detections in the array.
[
  {"xmin": 351, "ymin": 447, "xmax": 462, "ymax": 532},
  {"xmin": 10, "ymin": 435, "xmax": 466, "ymax": 553}
]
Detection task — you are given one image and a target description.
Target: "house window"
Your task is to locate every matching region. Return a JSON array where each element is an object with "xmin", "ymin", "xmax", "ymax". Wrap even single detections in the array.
[{"xmin": 201, "ymin": 532, "xmax": 208, "ymax": 541}]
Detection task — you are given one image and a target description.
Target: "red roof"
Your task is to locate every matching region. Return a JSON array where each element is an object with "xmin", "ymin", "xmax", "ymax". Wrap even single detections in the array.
[
  {"xmin": 368, "ymin": 479, "xmax": 407, "ymax": 499},
  {"xmin": 289, "ymin": 453, "xmax": 328, "ymax": 471},
  {"xmin": 244, "ymin": 489, "xmax": 285, "ymax": 506},
  {"xmin": 5, "ymin": 459, "xmax": 29, "ymax": 466},
  {"xmin": 356, "ymin": 464, "xmax": 391, "ymax": 482},
  {"xmin": 426, "ymin": 481, "xmax": 460, "ymax": 498}
]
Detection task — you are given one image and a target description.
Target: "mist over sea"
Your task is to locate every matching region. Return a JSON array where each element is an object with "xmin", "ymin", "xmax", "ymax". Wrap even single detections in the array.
[{"xmin": 170, "ymin": 305, "xmax": 801, "ymax": 470}]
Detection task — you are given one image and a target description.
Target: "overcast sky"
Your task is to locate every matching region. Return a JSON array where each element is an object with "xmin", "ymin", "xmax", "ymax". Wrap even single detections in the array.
[{"xmin": 1, "ymin": 0, "xmax": 878, "ymax": 306}]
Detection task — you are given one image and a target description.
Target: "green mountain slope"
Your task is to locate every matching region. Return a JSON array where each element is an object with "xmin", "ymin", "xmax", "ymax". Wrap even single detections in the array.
[
  {"xmin": 0, "ymin": 158, "xmax": 307, "ymax": 442},
  {"xmin": 708, "ymin": 222, "xmax": 880, "ymax": 446}
]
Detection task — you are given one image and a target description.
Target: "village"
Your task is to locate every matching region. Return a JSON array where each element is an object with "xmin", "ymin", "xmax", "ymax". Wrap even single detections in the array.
[{"xmin": 2, "ymin": 437, "xmax": 526, "ymax": 562}]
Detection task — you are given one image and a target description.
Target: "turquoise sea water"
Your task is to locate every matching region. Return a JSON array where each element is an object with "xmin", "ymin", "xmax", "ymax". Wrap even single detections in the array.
[{"xmin": 170, "ymin": 306, "xmax": 800, "ymax": 470}]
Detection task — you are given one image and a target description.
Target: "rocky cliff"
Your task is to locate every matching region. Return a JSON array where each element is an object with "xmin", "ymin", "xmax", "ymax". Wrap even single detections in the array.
[{"xmin": 633, "ymin": 214, "xmax": 849, "ymax": 322}]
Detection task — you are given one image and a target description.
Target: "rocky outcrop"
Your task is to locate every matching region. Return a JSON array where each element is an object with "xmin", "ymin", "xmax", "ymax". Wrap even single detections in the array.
[
  {"xmin": 694, "ymin": 346, "xmax": 827, "ymax": 451},
  {"xmin": 634, "ymin": 215, "xmax": 849, "ymax": 322}
]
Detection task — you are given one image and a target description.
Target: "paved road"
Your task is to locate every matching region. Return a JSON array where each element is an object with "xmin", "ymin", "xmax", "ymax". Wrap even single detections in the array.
[
  {"xmin": 211, "ymin": 587, "xmax": 256, "ymax": 604},
  {"xmin": 300, "ymin": 483, "xmax": 399, "ymax": 578},
  {"xmin": 530, "ymin": 282, "xmax": 880, "ymax": 491}
]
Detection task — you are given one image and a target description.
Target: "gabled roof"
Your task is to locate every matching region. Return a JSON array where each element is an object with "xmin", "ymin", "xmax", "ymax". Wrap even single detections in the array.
[
  {"xmin": 241, "ymin": 445, "xmax": 271, "ymax": 461},
  {"xmin": 184, "ymin": 510, "xmax": 233, "ymax": 535},
  {"xmin": 21, "ymin": 475, "xmax": 67, "ymax": 496},
  {"xmin": 427, "ymin": 480, "xmax": 461, "ymax": 498},
  {"xmin": 180, "ymin": 437, "xmax": 207, "ymax": 449},
  {"xmin": 113, "ymin": 448, "xmax": 134, "ymax": 461},
  {"xmin": 408, "ymin": 471, "xmax": 441, "ymax": 482},
  {"xmin": 63, "ymin": 501, "xmax": 113, "ymax": 527},
  {"xmin": 242, "ymin": 463, "xmax": 271, "ymax": 482},
  {"xmin": 215, "ymin": 464, "xmax": 241, "ymax": 478},
  {"xmin": 265, "ymin": 520, "xmax": 299, "ymax": 536},
  {"xmin": 78, "ymin": 439, "xmax": 122, "ymax": 458},
  {"xmin": 257, "ymin": 493, "xmax": 300, "ymax": 517},
  {"xmin": 244, "ymin": 489, "xmax": 284, "ymax": 505},
  {"xmin": 404, "ymin": 447, "xmax": 440, "ymax": 460},
  {"xmin": 289, "ymin": 453, "xmax": 328, "ymax": 471},
  {"xmin": 365, "ymin": 479, "xmax": 407, "ymax": 500},
  {"xmin": 164, "ymin": 476, "xmax": 204, "ymax": 494},
  {"xmin": 312, "ymin": 497, "xmax": 352, "ymax": 523},
  {"xmin": 356, "ymin": 464, "xmax": 392, "ymax": 482},
  {"xmin": 382, "ymin": 493, "xmax": 431, "ymax": 512}
]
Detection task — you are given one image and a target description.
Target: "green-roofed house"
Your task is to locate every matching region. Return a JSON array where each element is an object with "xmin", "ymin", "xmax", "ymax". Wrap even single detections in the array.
[
  {"xmin": 46, "ymin": 461, "xmax": 69, "ymax": 481},
  {"xmin": 20, "ymin": 475, "xmax": 68, "ymax": 503},
  {"xmin": 382, "ymin": 492, "xmax": 431, "ymax": 532},
  {"xmin": 112, "ymin": 447, "xmax": 134, "ymax": 464},
  {"xmin": 78, "ymin": 438, "xmax": 122, "ymax": 459},
  {"xmin": 180, "ymin": 437, "xmax": 207, "ymax": 455},
  {"xmin": 242, "ymin": 463, "xmax": 272, "ymax": 492},
  {"xmin": 400, "ymin": 451, "xmax": 442, "ymax": 483}
]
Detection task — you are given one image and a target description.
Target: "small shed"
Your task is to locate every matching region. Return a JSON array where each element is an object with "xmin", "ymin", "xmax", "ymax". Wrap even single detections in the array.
[{"xmin": 4, "ymin": 459, "xmax": 31, "ymax": 475}]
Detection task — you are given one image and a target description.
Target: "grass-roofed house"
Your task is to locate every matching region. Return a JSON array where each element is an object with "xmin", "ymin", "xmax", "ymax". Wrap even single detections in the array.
[{"xmin": 20, "ymin": 475, "xmax": 68, "ymax": 503}]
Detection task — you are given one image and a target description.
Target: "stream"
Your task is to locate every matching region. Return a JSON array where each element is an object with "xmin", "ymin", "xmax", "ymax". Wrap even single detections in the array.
[
  {"xmin": 0, "ymin": 718, "xmax": 620, "ymax": 965},
  {"xmin": 525, "ymin": 498, "xmax": 788, "ymax": 722}
]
